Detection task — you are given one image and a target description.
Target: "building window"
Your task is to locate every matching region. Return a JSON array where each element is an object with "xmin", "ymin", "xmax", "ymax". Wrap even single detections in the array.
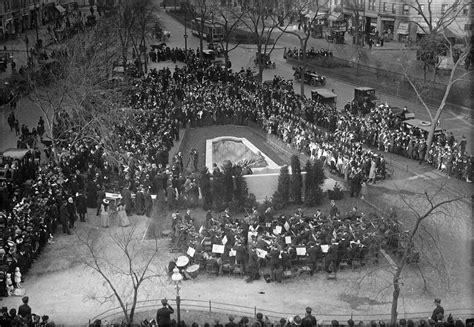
[
  {"xmin": 403, "ymin": 4, "xmax": 410, "ymax": 15},
  {"xmin": 462, "ymin": 5, "xmax": 469, "ymax": 15},
  {"xmin": 383, "ymin": 2, "xmax": 387, "ymax": 12},
  {"xmin": 392, "ymin": 3, "xmax": 397, "ymax": 14},
  {"xmin": 441, "ymin": 4, "xmax": 448, "ymax": 14},
  {"xmin": 369, "ymin": 0, "xmax": 376, "ymax": 11}
]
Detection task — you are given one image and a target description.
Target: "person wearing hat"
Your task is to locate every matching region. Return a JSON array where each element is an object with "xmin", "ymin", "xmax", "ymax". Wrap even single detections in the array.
[
  {"xmin": 225, "ymin": 315, "xmax": 238, "ymax": 327},
  {"xmin": 430, "ymin": 298, "xmax": 444, "ymax": 322},
  {"xmin": 100, "ymin": 199, "xmax": 110, "ymax": 228},
  {"xmin": 293, "ymin": 316, "xmax": 302, "ymax": 327},
  {"xmin": 59, "ymin": 202, "xmax": 72, "ymax": 235},
  {"xmin": 303, "ymin": 307, "xmax": 316, "ymax": 327},
  {"xmin": 96, "ymin": 185, "xmax": 106, "ymax": 216},
  {"xmin": 66, "ymin": 197, "xmax": 77, "ymax": 229},
  {"xmin": 18, "ymin": 296, "xmax": 31, "ymax": 322},
  {"xmin": 156, "ymin": 298, "xmax": 174, "ymax": 327},
  {"xmin": 76, "ymin": 191, "xmax": 87, "ymax": 222},
  {"xmin": 307, "ymin": 241, "xmax": 322, "ymax": 275}
]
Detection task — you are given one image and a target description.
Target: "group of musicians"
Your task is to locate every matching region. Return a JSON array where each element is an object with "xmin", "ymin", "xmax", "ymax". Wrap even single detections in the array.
[{"xmin": 169, "ymin": 204, "xmax": 395, "ymax": 282}]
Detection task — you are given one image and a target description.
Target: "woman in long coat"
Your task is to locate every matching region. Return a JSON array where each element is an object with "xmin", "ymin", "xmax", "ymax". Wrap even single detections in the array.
[{"xmin": 100, "ymin": 199, "xmax": 110, "ymax": 228}]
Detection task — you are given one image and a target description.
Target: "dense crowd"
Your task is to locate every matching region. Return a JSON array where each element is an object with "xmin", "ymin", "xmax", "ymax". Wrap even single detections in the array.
[
  {"xmin": 111, "ymin": 299, "xmax": 465, "ymax": 327},
  {"xmin": 0, "ymin": 47, "xmax": 470, "ymax": 305},
  {"xmin": 0, "ymin": 296, "xmax": 55, "ymax": 326}
]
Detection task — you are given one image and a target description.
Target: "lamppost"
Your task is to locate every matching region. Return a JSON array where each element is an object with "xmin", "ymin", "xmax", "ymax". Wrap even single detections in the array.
[
  {"xmin": 171, "ymin": 267, "xmax": 183, "ymax": 323},
  {"xmin": 25, "ymin": 35, "xmax": 29, "ymax": 62},
  {"xmin": 184, "ymin": 8, "xmax": 188, "ymax": 61}
]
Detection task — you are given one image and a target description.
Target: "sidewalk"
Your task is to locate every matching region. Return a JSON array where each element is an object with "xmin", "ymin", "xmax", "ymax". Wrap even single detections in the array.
[{"xmin": 0, "ymin": 4, "xmax": 96, "ymax": 81}]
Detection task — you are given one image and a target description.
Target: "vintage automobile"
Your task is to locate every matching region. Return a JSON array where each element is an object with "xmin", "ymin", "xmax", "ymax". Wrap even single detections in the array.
[
  {"xmin": 293, "ymin": 67, "xmax": 326, "ymax": 86},
  {"xmin": 254, "ymin": 53, "xmax": 275, "ymax": 69},
  {"xmin": 207, "ymin": 42, "xmax": 224, "ymax": 57},
  {"xmin": 353, "ymin": 86, "xmax": 377, "ymax": 103},
  {"xmin": 311, "ymin": 88, "xmax": 337, "ymax": 107}
]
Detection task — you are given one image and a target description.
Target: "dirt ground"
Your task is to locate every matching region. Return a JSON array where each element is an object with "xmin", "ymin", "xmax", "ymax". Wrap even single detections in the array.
[{"xmin": 0, "ymin": 195, "xmax": 471, "ymax": 326}]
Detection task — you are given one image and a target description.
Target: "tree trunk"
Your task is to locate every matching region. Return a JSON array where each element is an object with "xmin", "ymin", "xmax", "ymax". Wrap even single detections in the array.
[
  {"xmin": 391, "ymin": 272, "xmax": 401, "ymax": 325},
  {"xmin": 129, "ymin": 289, "xmax": 139, "ymax": 324},
  {"xmin": 300, "ymin": 38, "xmax": 308, "ymax": 96}
]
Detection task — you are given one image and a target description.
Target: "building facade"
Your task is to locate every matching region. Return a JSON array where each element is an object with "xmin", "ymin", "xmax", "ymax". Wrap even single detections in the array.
[
  {"xmin": 333, "ymin": 0, "xmax": 472, "ymax": 42},
  {"xmin": 0, "ymin": 0, "xmax": 104, "ymax": 40}
]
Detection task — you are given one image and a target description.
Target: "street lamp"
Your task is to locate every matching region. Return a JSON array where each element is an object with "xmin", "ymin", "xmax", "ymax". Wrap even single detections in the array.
[
  {"xmin": 171, "ymin": 267, "xmax": 183, "ymax": 323},
  {"xmin": 34, "ymin": 0, "xmax": 40, "ymax": 45},
  {"xmin": 184, "ymin": 8, "xmax": 188, "ymax": 61}
]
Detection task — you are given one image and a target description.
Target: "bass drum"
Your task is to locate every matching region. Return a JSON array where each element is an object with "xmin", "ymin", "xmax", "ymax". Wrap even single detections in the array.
[{"xmin": 185, "ymin": 264, "xmax": 200, "ymax": 279}]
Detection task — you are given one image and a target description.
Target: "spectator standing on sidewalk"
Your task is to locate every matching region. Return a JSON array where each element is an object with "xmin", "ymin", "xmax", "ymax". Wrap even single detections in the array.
[{"xmin": 430, "ymin": 298, "xmax": 444, "ymax": 322}]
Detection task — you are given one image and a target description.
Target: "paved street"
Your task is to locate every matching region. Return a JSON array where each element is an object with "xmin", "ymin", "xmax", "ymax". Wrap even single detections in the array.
[{"xmin": 158, "ymin": 10, "xmax": 473, "ymax": 153}]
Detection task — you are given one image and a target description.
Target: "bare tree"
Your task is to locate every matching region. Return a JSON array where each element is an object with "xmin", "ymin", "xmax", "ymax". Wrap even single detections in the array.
[
  {"xmin": 279, "ymin": 0, "xmax": 330, "ymax": 95},
  {"xmin": 354, "ymin": 183, "xmax": 467, "ymax": 325},
  {"xmin": 129, "ymin": 0, "xmax": 158, "ymax": 74},
  {"xmin": 403, "ymin": 0, "xmax": 469, "ymax": 81},
  {"xmin": 404, "ymin": 0, "xmax": 468, "ymax": 35},
  {"xmin": 78, "ymin": 225, "xmax": 164, "ymax": 324},
  {"xmin": 387, "ymin": 188, "xmax": 467, "ymax": 325},
  {"xmin": 188, "ymin": 0, "xmax": 220, "ymax": 56},
  {"xmin": 343, "ymin": 0, "xmax": 366, "ymax": 73},
  {"xmin": 403, "ymin": 33, "xmax": 472, "ymax": 156},
  {"xmin": 239, "ymin": 0, "xmax": 288, "ymax": 81},
  {"xmin": 28, "ymin": 27, "xmax": 125, "ymax": 164},
  {"xmin": 214, "ymin": 6, "xmax": 245, "ymax": 68}
]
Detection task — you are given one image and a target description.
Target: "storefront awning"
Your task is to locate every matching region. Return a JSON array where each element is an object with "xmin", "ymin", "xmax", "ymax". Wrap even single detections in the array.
[
  {"xmin": 328, "ymin": 13, "xmax": 344, "ymax": 22},
  {"xmin": 416, "ymin": 22, "xmax": 429, "ymax": 34},
  {"xmin": 397, "ymin": 22, "xmax": 409, "ymax": 34},
  {"xmin": 442, "ymin": 27, "xmax": 457, "ymax": 39},
  {"xmin": 380, "ymin": 16, "xmax": 395, "ymax": 21},
  {"xmin": 315, "ymin": 13, "xmax": 329, "ymax": 20},
  {"xmin": 54, "ymin": 5, "xmax": 66, "ymax": 14}
]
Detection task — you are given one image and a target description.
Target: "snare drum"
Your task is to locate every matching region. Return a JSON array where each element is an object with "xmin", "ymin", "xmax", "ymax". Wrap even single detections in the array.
[
  {"xmin": 176, "ymin": 255, "xmax": 189, "ymax": 268},
  {"xmin": 185, "ymin": 264, "xmax": 200, "ymax": 278}
]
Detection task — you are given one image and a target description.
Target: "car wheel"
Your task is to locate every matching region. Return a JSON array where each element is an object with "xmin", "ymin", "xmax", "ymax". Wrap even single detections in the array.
[{"xmin": 310, "ymin": 79, "xmax": 316, "ymax": 86}]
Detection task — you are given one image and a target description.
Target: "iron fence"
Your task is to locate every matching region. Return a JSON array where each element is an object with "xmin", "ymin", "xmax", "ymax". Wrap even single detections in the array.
[{"xmin": 88, "ymin": 297, "xmax": 473, "ymax": 326}]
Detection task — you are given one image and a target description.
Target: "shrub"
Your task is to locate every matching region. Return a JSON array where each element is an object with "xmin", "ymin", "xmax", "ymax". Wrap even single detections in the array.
[
  {"xmin": 290, "ymin": 155, "xmax": 302, "ymax": 204},
  {"xmin": 222, "ymin": 166, "xmax": 234, "ymax": 203},
  {"xmin": 272, "ymin": 165, "xmax": 290, "ymax": 208},
  {"xmin": 304, "ymin": 160, "xmax": 314, "ymax": 207}
]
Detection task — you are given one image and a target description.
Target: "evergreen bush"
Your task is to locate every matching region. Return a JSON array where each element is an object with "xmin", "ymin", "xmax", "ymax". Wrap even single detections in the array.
[
  {"xmin": 290, "ymin": 155, "xmax": 302, "ymax": 204},
  {"xmin": 304, "ymin": 160, "xmax": 314, "ymax": 207},
  {"xmin": 272, "ymin": 165, "xmax": 290, "ymax": 209}
]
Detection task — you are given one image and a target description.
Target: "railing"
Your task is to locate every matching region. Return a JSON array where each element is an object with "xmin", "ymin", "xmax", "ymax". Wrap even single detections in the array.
[
  {"xmin": 284, "ymin": 57, "xmax": 455, "ymax": 110},
  {"xmin": 88, "ymin": 297, "xmax": 474, "ymax": 325}
]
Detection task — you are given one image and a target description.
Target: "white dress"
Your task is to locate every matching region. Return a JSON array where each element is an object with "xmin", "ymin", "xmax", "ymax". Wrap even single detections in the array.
[
  {"xmin": 100, "ymin": 204, "xmax": 110, "ymax": 228},
  {"xmin": 118, "ymin": 206, "xmax": 130, "ymax": 227}
]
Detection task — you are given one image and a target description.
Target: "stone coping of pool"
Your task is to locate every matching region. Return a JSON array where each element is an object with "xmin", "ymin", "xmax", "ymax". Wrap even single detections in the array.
[{"xmin": 206, "ymin": 136, "xmax": 281, "ymax": 175}]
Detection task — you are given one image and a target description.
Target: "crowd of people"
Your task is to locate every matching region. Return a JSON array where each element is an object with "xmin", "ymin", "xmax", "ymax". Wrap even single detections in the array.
[
  {"xmin": 0, "ymin": 46, "xmax": 470, "ymax": 317},
  {"xmin": 102, "ymin": 298, "xmax": 466, "ymax": 327},
  {"xmin": 0, "ymin": 296, "xmax": 55, "ymax": 326}
]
